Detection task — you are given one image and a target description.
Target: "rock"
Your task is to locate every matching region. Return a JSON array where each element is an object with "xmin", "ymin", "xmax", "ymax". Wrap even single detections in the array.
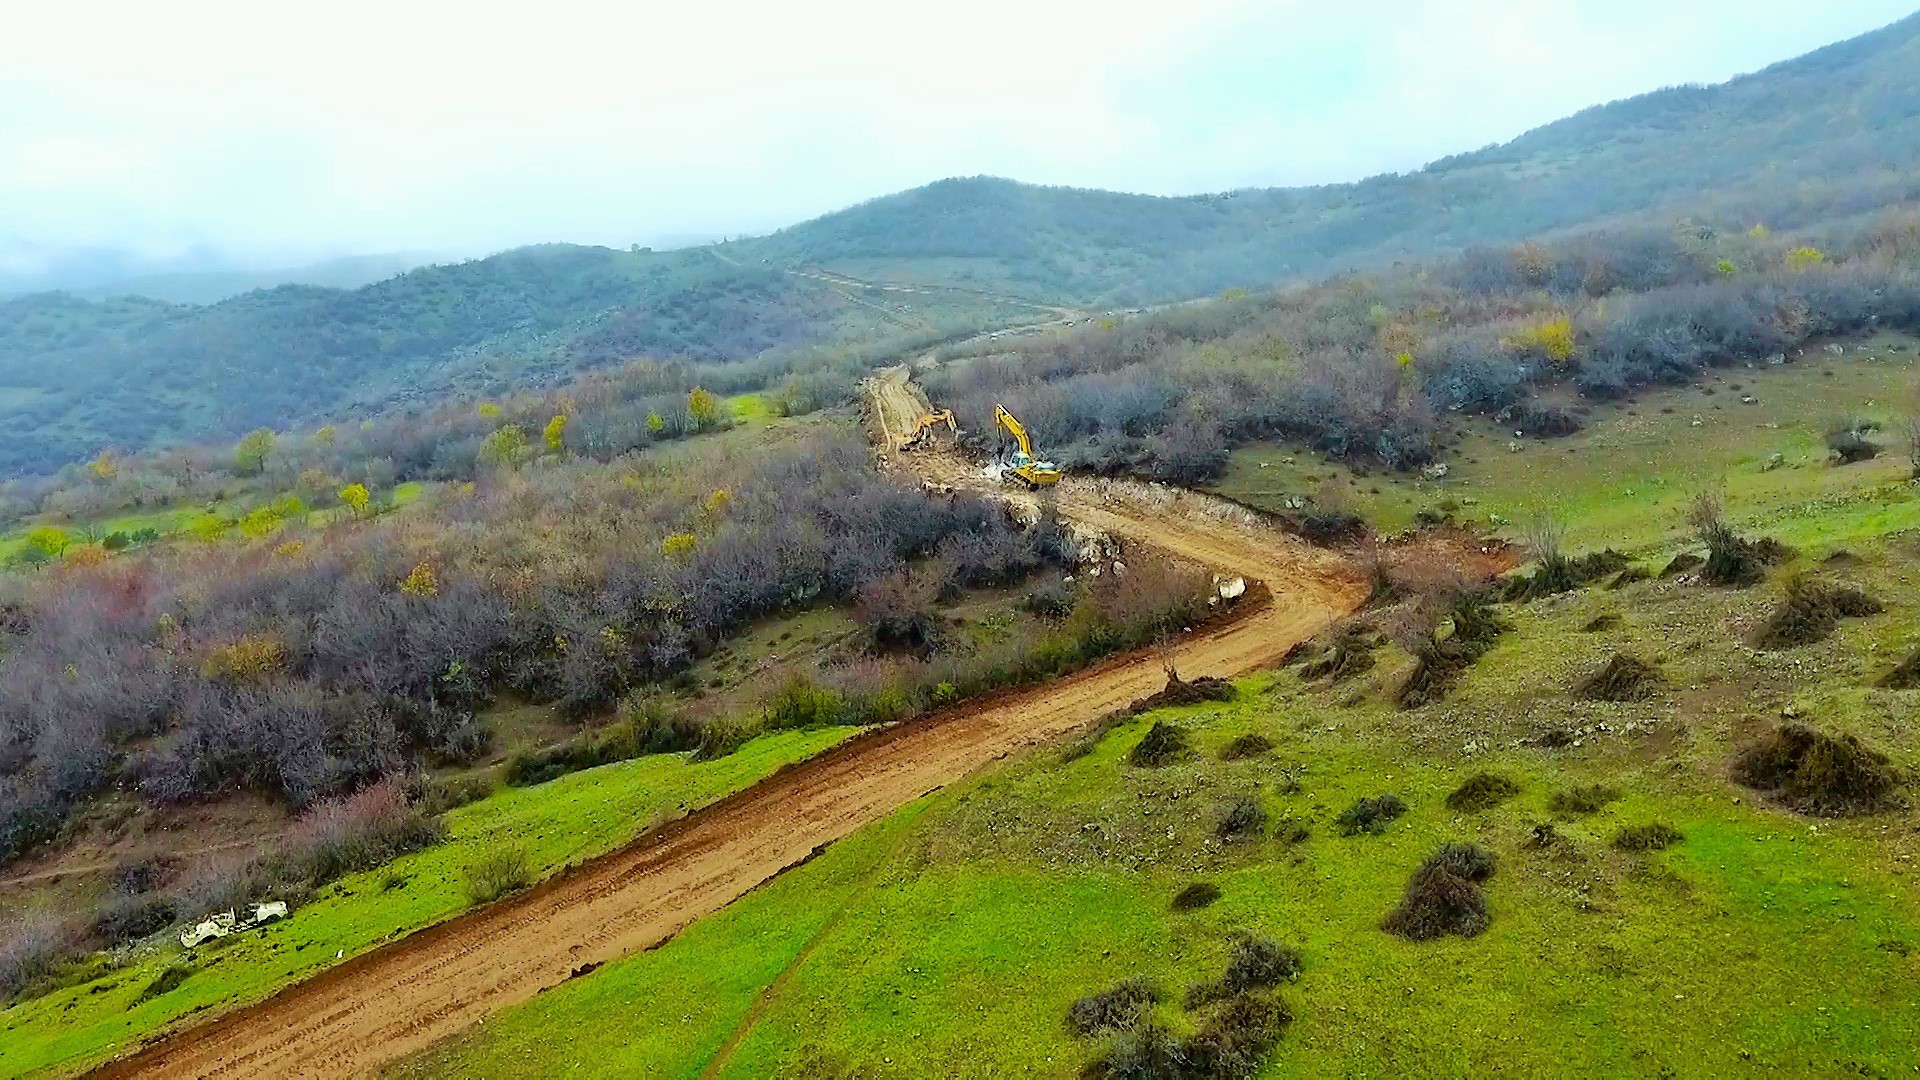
[
  {"xmin": 1826, "ymin": 343, "xmax": 1846, "ymax": 357},
  {"xmin": 1422, "ymin": 462, "xmax": 1451, "ymax": 480}
]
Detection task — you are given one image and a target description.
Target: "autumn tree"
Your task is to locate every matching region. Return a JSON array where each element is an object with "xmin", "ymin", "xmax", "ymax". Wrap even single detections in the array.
[
  {"xmin": 478, "ymin": 425, "xmax": 528, "ymax": 468},
  {"xmin": 338, "ymin": 482, "xmax": 371, "ymax": 515},
  {"xmin": 86, "ymin": 450, "xmax": 119, "ymax": 480},
  {"xmin": 235, "ymin": 428, "xmax": 277, "ymax": 476},
  {"xmin": 543, "ymin": 414, "xmax": 568, "ymax": 453},
  {"xmin": 314, "ymin": 424, "xmax": 337, "ymax": 447},
  {"xmin": 687, "ymin": 387, "xmax": 720, "ymax": 431}
]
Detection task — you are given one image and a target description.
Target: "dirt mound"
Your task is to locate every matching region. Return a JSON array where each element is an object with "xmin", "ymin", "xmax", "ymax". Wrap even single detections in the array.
[
  {"xmin": 1732, "ymin": 724, "xmax": 1903, "ymax": 816},
  {"xmin": 1383, "ymin": 842, "xmax": 1496, "ymax": 940},
  {"xmin": 1881, "ymin": 649, "xmax": 1920, "ymax": 690},
  {"xmin": 1753, "ymin": 578, "xmax": 1884, "ymax": 649},
  {"xmin": 1548, "ymin": 785, "xmax": 1620, "ymax": 814},
  {"xmin": 1445, "ymin": 773, "xmax": 1519, "ymax": 812},
  {"xmin": 1575, "ymin": 653, "xmax": 1662, "ymax": 701}
]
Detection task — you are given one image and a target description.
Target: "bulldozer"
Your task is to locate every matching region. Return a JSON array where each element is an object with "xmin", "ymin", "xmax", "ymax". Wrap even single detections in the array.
[
  {"xmin": 895, "ymin": 409, "xmax": 957, "ymax": 451},
  {"xmin": 992, "ymin": 404, "xmax": 1061, "ymax": 488}
]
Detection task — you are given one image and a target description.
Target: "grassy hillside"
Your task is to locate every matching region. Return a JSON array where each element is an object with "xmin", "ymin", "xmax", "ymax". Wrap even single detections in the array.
[{"xmin": 390, "ymin": 378, "xmax": 1920, "ymax": 1077}]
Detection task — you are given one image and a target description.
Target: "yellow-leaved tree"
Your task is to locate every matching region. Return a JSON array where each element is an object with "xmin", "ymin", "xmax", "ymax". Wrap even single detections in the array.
[
  {"xmin": 661, "ymin": 532, "xmax": 698, "ymax": 560},
  {"xmin": 338, "ymin": 482, "xmax": 371, "ymax": 515},
  {"xmin": 687, "ymin": 387, "xmax": 720, "ymax": 431},
  {"xmin": 234, "ymin": 428, "xmax": 277, "ymax": 476},
  {"xmin": 543, "ymin": 414, "xmax": 568, "ymax": 452}
]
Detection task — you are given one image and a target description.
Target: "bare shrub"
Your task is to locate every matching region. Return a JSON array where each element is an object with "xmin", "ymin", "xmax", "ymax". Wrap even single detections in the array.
[
  {"xmin": 277, "ymin": 778, "xmax": 444, "ymax": 886},
  {"xmin": 1187, "ymin": 934, "xmax": 1301, "ymax": 1007},
  {"xmin": 1882, "ymin": 649, "xmax": 1920, "ymax": 690},
  {"xmin": 1688, "ymin": 492, "xmax": 1789, "ymax": 587},
  {"xmin": 0, "ymin": 910, "xmax": 76, "ymax": 998}
]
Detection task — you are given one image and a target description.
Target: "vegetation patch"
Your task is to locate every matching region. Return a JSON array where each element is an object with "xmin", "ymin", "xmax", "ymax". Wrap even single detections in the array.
[
  {"xmin": 1215, "ymin": 795, "xmax": 1268, "ymax": 839},
  {"xmin": 1612, "ymin": 823, "xmax": 1684, "ymax": 853},
  {"xmin": 1574, "ymin": 653, "xmax": 1663, "ymax": 701},
  {"xmin": 1186, "ymin": 933, "xmax": 1301, "ymax": 1007},
  {"xmin": 462, "ymin": 843, "xmax": 533, "ymax": 905},
  {"xmin": 1337, "ymin": 794, "xmax": 1407, "ymax": 836},
  {"xmin": 1445, "ymin": 772, "xmax": 1520, "ymax": 813},
  {"xmin": 1753, "ymin": 577, "xmax": 1885, "ymax": 649},
  {"xmin": 1171, "ymin": 882, "xmax": 1222, "ymax": 912},
  {"xmin": 1502, "ymin": 549, "xmax": 1631, "ymax": 602},
  {"xmin": 1066, "ymin": 976, "xmax": 1162, "ymax": 1038},
  {"xmin": 1129, "ymin": 721, "xmax": 1192, "ymax": 768},
  {"xmin": 1548, "ymin": 785, "xmax": 1621, "ymax": 815},
  {"xmin": 1580, "ymin": 613, "xmax": 1623, "ymax": 632},
  {"xmin": 1217, "ymin": 734, "xmax": 1274, "ymax": 761},
  {"xmin": 1881, "ymin": 648, "xmax": 1920, "ymax": 690},
  {"xmin": 1383, "ymin": 842, "xmax": 1497, "ymax": 941},
  {"xmin": 1691, "ymin": 493, "xmax": 1794, "ymax": 587},
  {"xmin": 1658, "ymin": 553, "xmax": 1704, "ymax": 579},
  {"xmin": 1732, "ymin": 724, "xmax": 1903, "ymax": 816},
  {"xmin": 1297, "ymin": 626, "xmax": 1380, "ymax": 683},
  {"xmin": 135, "ymin": 966, "xmax": 194, "ymax": 1004},
  {"xmin": 1397, "ymin": 594, "xmax": 1510, "ymax": 708}
]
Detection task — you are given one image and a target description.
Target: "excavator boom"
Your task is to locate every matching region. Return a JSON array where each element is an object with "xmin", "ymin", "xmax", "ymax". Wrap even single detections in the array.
[
  {"xmin": 991, "ymin": 403, "xmax": 1061, "ymax": 488},
  {"xmin": 895, "ymin": 409, "xmax": 957, "ymax": 451}
]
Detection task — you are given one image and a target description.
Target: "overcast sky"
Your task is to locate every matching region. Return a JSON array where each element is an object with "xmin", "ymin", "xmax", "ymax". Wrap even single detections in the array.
[{"xmin": 2, "ymin": 0, "xmax": 1914, "ymax": 268}]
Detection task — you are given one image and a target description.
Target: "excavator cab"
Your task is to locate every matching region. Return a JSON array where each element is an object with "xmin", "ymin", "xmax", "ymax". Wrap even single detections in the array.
[{"xmin": 993, "ymin": 405, "xmax": 1061, "ymax": 488}]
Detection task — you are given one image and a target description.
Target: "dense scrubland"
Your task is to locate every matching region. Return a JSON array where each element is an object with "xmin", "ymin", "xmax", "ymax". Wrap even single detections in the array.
[{"xmin": 930, "ymin": 208, "xmax": 1920, "ymax": 486}]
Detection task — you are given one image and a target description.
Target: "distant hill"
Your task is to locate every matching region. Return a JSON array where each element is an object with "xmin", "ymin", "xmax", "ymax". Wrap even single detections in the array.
[
  {"xmin": 72, "ymin": 252, "xmax": 441, "ymax": 305},
  {"xmin": 750, "ymin": 12, "xmax": 1920, "ymax": 302},
  {"xmin": 5, "ymin": 12, "xmax": 1920, "ymax": 474}
]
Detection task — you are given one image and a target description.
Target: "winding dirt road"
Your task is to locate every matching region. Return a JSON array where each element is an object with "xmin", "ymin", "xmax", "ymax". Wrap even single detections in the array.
[{"xmin": 94, "ymin": 373, "xmax": 1363, "ymax": 1079}]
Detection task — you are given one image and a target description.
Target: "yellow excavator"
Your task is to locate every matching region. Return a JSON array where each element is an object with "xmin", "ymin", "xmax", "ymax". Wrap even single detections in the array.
[
  {"xmin": 895, "ymin": 409, "xmax": 957, "ymax": 451},
  {"xmin": 993, "ymin": 404, "xmax": 1061, "ymax": 488}
]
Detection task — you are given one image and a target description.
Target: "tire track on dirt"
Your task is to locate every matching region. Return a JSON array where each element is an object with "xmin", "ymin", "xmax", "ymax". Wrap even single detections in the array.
[{"xmin": 94, "ymin": 374, "xmax": 1363, "ymax": 1080}]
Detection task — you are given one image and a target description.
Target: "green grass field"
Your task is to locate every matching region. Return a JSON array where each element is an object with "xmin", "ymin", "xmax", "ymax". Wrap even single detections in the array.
[
  {"xmin": 1214, "ymin": 339, "xmax": 1920, "ymax": 555},
  {"xmin": 395, "ymin": 527, "xmax": 1920, "ymax": 1077},
  {"xmin": 0, "ymin": 727, "xmax": 856, "ymax": 1079}
]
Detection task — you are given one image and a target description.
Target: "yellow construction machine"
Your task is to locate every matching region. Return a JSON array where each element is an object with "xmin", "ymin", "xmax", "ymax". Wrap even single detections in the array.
[
  {"xmin": 895, "ymin": 409, "xmax": 957, "ymax": 451},
  {"xmin": 993, "ymin": 404, "xmax": 1061, "ymax": 488}
]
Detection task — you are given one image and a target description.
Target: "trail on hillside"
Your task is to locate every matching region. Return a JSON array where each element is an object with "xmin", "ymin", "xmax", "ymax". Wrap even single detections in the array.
[{"xmin": 94, "ymin": 372, "xmax": 1363, "ymax": 1080}]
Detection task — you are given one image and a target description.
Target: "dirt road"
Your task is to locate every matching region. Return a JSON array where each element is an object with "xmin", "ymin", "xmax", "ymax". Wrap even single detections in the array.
[{"xmin": 96, "ymin": 374, "xmax": 1363, "ymax": 1079}]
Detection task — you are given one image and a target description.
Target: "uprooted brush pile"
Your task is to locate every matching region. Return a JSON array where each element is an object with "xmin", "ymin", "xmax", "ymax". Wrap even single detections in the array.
[
  {"xmin": 1445, "ymin": 773, "xmax": 1519, "ymax": 813},
  {"xmin": 1732, "ymin": 724, "xmax": 1904, "ymax": 816},
  {"xmin": 1574, "ymin": 653, "xmax": 1663, "ymax": 701},
  {"xmin": 1383, "ymin": 842, "xmax": 1497, "ymax": 941},
  {"xmin": 1075, "ymin": 935, "xmax": 1297, "ymax": 1080},
  {"xmin": 1753, "ymin": 577, "xmax": 1885, "ymax": 649},
  {"xmin": 1337, "ymin": 794, "xmax": 1407, "ymax": 836},
  {"xmin": 1297, "ymin": 626, "xmax": 1380, "ymax": 684},
  {"xmin": 1502, "ymin": 550, "xmax": 1632, "ymax": 602},
  {"xmin": 1397, "ymin": 594, "xmax": 1510, "ymax": 709},
  {"xmin": 1131, "ymin": 666, "xmax": 1237, "ymax": 713},
  {"xmin": 1129, "ymin": 721, "xmax": 1191, "ymax": 768}
]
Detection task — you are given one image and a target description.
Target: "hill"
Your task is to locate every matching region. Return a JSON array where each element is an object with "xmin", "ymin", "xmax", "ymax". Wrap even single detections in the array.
[
  {"xmin": 6, "ymin": 13, "xmax": 1920, "ymax": 475},
  {"xmin": 70, "ymin": 253, "xmax": 440, "ymax": 305},
  {"xmin": 751, "ymin": 13, "xmax": 1920, "ymax": 301}
]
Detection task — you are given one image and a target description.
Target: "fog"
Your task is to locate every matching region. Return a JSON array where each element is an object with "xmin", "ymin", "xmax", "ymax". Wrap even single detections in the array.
[{"xmin": 2, "ymin": 0, "xmax": 1912, "ymax": 285}]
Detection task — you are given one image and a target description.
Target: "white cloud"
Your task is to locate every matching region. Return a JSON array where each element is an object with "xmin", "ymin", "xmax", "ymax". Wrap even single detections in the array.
[{"xmin": 0, "ymin": 0, "xmax": 1912, "ymax": 264}]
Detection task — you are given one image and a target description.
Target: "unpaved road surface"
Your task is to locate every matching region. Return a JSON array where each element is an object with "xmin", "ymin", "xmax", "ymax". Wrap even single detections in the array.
[{"xmin": 96, "ymin": 373, "xmax": 1362, "ymax": 1080}]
